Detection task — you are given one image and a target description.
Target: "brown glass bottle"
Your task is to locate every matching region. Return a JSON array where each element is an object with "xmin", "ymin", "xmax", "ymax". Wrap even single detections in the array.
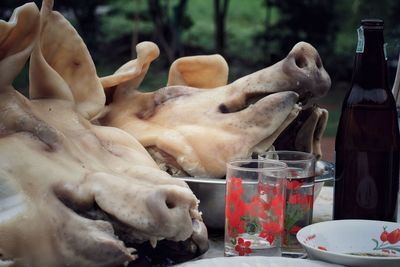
[{"xmin": 333, "ymin": 19, "xmax": 400, "ymax": 222}]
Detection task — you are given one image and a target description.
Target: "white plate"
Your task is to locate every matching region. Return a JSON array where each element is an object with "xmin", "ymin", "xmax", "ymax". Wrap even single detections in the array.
[
  {"xmin": 297, "ymin": 220, "xmax": 400, "ymax": 267},
  {"xmin": 177, "ymin": 256, "xmax": 343, "ymax": 267}
]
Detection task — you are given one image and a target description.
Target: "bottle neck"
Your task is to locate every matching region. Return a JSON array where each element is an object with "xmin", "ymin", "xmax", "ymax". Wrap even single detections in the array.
[{"xmin": 351, "ymin": 27, "xmax": 388, "ymax": 90}]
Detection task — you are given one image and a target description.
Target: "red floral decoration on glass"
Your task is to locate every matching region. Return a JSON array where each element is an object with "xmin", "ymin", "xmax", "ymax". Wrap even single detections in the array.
[
  {"xmin": 226, "ymin": 176, "xmax": 247, "ymax": 237},
  {"xmin": 286, "ymin": 180, "xmax": 303, "ymax": 190},
  {"xmin": 226, "ymin": 176, "xmax": 285, "ymax": 256},
  {"xmin": 234, "ymin": 238, "xmax": 252, "ymax": 256},
  {"xmin": 284, "ymin": 178, "xmax": 314, "ymax": 247}
]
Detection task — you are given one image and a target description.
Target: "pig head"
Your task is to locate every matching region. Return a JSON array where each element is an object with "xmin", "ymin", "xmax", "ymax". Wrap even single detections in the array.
[
  {"xmin": 0, "ymin": 2, "xmax": 207, "ymax": 267},
  {"xmin": 100, "ymin": 42, "xmax": 331, "ymax": 178}
]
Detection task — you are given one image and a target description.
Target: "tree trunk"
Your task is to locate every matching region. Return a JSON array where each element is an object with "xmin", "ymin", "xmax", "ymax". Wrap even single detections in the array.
[
  {"xmin": 148, "ymin": 0, "xmax": 187, "ymax": 64},
  {"xmin": 214, "ymin": 0, "xmax": 229, "ymax": 56},
  {"xmin": 131, "ymin": 0, "xmax": 141, "ymax": 59},
  {"xmin": 172, "ymin": 0, "xmax": 187, "ymax": 58}
]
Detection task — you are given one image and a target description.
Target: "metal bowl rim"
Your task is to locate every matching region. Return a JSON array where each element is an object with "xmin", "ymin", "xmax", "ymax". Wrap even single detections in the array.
[{"xmin": 176, "ymin": 160, "xmax": 334, "ymax": 185}]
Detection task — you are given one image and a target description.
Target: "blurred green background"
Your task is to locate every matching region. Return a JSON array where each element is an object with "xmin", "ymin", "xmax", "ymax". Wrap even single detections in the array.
[{"xmin": 1, "ymin": 0, "xmax": 400, "ymax": 138}]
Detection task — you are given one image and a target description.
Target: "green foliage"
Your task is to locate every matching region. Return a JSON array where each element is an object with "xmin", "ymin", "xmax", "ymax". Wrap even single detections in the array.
[
  {"xmin": 261, "ymin": 0, "xmax": 339, "ymax": 63},
  {"xmin": 225, "ymin": 1, "xmax": 266, "ymax": 65},
  {"xmin": 183, "ymin": 0, "xmax": 277, "ymax": 79},
  {"xmin": 99, "ymin": 0, "xmax": 153, "ymax": 41},
  {"xmin": 182, "ymin": 1, "xmax": 214, "ymax": 51}
]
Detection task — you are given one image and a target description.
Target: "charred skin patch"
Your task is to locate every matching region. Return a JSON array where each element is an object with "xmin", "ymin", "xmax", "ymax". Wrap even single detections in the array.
[
  {"xmin": 218, "ymin": 92, "xmax": 273, "ymax": 114},
  {"xmin": 146, "ymin": 146, "xmax": 189, "ymax": 177},
  {"xmin": 273, "ymin": 104, "xmax": 328, "ymax": 159},
  {"xmin": 274, "ymin": 106, "xmax": 316, "ymax": 150}
]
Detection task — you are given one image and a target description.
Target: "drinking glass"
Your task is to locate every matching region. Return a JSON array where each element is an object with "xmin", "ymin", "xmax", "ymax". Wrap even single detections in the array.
[
  {"xmin": 260, "ymin": 151, "xmax": 316, "ymax": 252},
  {"xmin": 224, "ymin": 159, "xmax": 287, "ymax": 257}
]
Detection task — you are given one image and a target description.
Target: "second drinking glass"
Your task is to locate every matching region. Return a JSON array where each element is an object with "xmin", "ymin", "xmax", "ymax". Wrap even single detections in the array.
[{"xmin": 260, "ymin": 151, "xmax": 316, "ymax": 253}]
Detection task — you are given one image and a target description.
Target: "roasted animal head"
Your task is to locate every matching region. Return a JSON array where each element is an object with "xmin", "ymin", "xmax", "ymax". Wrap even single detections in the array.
[
  {"xmin": 0, "ymin": 2, "xmax": 207, "ymax": 266},
  {"xmin": 100, "ymin": 42, "xmax": 331, "ymax": 178}
]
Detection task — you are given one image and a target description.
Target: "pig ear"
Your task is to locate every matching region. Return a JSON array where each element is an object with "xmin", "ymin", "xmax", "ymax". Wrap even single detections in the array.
[
  {"xmin": 167, "ymin": 54, "xmax": 229, "ymax": 88},
  {"xmin": 100, "ymin": 42, "xmax": 159, "ymax": 101},
  {"xmin": 0, "ymin": 3, "xmax": 40, "ymax": 90},
  {"xmin": 101, "ymin": 42, "xmax": 160, "ymax": 89},
  {"xmin": 29, "ymin": 0, "xmax": 105, "ymax": 119}
]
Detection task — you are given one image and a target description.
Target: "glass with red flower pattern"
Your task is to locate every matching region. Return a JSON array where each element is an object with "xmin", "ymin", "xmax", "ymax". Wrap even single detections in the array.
[
  {"xmin": 260, "ymin": 151, "xmax": 316, "ymax": 253},
  {"xmin": 224, "ymin": 159, "xmax": 287, "ymax": 257}
]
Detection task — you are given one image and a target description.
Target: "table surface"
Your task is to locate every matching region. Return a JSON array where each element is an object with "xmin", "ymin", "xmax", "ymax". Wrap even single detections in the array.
[{"xmin": 200, "ymin": 186, "xmax": 400, "ymax": 259}]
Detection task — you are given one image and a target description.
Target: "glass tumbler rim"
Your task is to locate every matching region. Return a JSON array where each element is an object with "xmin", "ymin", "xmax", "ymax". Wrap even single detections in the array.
[
  {"xmin": 260, "ymin": 150, "xmax": 316, "ymax": 163},
  {"xmin": 226, "ymin": 158, "xmax": 288, "ymax": 172}
]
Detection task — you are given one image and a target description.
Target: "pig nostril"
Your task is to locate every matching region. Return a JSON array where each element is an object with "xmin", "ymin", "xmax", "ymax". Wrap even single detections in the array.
[
  {"xmin": 219, "ymin": 103, "xmax": 229, "ymax": 113},
  {"xmin": 165, "ymin": 199, "xmax": 176, "ymax": 209},
  {"xmin": 295, "ymin": 55, "xmax": 308, "ymax": 69},
  {"xmin": 315, "ymin": 56, "xmax": 322, "ymax": 69}
]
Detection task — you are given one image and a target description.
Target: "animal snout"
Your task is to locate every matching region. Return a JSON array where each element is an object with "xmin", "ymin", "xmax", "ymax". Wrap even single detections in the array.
[
  {"xmin": 146, "ymin": 186, "xmax": 196, "ymax": 241},
  {"xmin": 282, "ymin": 42, "xmax": 331, "ymax": 103},
  {"xmin": 292, "ymin": 43, "xmax": 323, "ymax": 71}
]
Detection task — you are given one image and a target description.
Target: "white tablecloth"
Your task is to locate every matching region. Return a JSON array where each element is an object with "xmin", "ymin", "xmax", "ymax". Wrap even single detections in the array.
[{"xmin": 313, "ymin": 186, "xmax": 400, "ymax": 222}]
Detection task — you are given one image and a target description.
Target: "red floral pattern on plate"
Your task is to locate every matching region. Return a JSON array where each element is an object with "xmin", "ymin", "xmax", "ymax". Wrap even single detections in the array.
[
  {"xmin": 318, "ymin": 246, "xmax": 328, "ymax": 251},
  {"xmin": 372, "ymin": 227, "xmax": 400, "ymax": 255}
]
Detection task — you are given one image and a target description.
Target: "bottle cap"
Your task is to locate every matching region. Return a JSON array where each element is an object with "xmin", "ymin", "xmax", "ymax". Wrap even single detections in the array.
[{"xmin": 361, "ymin": 19, "xmax": 384, "ymax": 29}]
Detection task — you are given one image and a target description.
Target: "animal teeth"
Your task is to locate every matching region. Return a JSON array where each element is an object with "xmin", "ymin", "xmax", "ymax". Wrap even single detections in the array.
[
  {"xmin": 149, "ymin": 237, "xmax": 158, "ymax": 248},
  {"xmin": 127, "ymin": 247, "xmax": 136, "ymax": 254}
]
